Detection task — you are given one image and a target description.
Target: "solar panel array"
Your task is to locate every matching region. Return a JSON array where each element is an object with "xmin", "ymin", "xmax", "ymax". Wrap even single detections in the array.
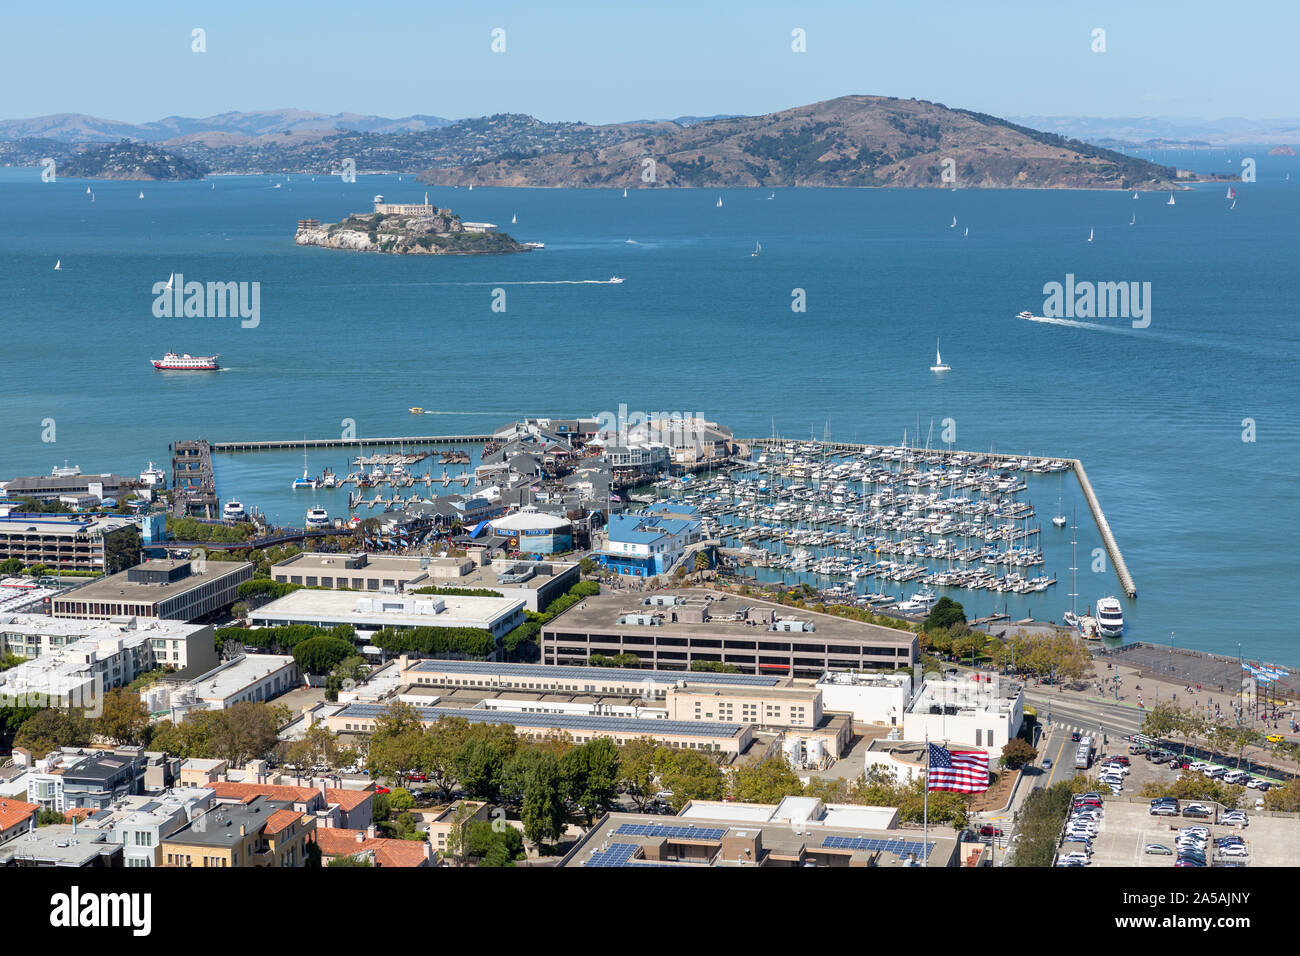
[
  {"xmin": 407, "ymin": 658, "xmax": 780, "ymax": 687},
  {"xmin": 615, "ymin": 823, "xmax": 727, "ymax": 841},
  {"xmin": 583, "ymin": 842, "xmax": 674, "ymax": 867},
  {"xmin": 822, "ymin": 835, "xmax": 935, "ymax": 858},
  {"xmin": 337, "ymin": 703, "xmax": 743, "ymax": 737}
]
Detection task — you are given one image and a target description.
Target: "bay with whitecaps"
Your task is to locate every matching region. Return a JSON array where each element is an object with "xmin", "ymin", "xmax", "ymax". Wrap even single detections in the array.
[{"xmin": 0, "ymin": 149, "xmax": 1296, "ymax": 663}]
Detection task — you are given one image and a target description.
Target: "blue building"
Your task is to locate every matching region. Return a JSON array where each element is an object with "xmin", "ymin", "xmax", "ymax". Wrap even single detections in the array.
[{"xmin": 596, "ymin": 512, "xmax": 701, "ymax": 577}]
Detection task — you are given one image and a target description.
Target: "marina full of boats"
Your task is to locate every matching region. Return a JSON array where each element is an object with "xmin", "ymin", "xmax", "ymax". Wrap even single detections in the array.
[{"xmin": 646, "ymin": 439, "xmax": 1119, "ymax": 630}]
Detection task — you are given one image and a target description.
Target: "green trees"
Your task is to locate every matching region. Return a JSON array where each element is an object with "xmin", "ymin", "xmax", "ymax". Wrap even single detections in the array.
[
  {"xmin": 515, "ymin": 750, "xmax": 568, "ymax": 849},
  {"xmin": 14, "ymin": 709, "xmax": 93, "ymax": 754},
  {"xmin": 369, "ymin": 625, "xmax": 495, "ymax": 658},
  {"xmin": 134, "ymin": 701, "xmax": 287, "ymax": 765},
  {"xmin": 923, "ymin": 597, "xmax": 967, "ymax": 632},
  {"xmin": 732, "ymin": 758, "xmax": 805, "ymax": 804},
  {"xmin": 689, "ymin": 660, "xmax": 742, "ymax": 674},
  {"xmin": 1000, "ymin": 738, "xmax": 1038, "ymax": 770},
  {"xmin": 562, "ymin": 738, "xmax": 621, "ymax": 825},
  {"xmin": 293, "ymin": 636, "xmax": 356, "ymax": 675},
  {"xmin": 463, "ymin": 820, "xmax": 524, "ymax": 866},
  {"xmin": 656, "ymin": 748, "xmax": 725, "ymax": 811},
  {"xmin": 1008, "ymin": 781, "xmax": 1075, "ymax": 866},
  {"xmin": 94, "ymin": 688, "xmax": 152, "ymax": 745},
  {"xmin": 617, "ymin": 737, "xmax": 659, "ymax": 810},
  {"xmin": 455, "ymin": 737, "xmax": 509, "ymax": 801}
]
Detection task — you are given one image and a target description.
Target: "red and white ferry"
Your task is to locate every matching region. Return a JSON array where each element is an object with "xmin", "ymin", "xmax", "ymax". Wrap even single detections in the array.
[{"xmin": 151, "ymin": 352, "xmax": 220, "ymax": 371}]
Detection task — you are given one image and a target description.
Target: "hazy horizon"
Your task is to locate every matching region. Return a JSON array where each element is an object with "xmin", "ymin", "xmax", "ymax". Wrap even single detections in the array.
[{"xmin": 2, "ymin": 0, "xmax": 1296, "ymax": 126}]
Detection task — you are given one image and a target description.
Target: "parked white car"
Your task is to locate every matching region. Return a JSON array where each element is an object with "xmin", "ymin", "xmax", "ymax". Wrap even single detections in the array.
[
  {"xmin": 1058, "ymin": 851, "xmax": 1090, "ymax": 865},
  {"xmin": 1220, "ymin": 843, "xmax": 1249, "ymax": 858}
]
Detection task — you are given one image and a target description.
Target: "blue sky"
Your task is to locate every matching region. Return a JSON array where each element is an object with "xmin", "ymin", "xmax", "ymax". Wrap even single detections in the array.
[{"xmin": 2, "ymin": 0, "xmax": 1295, "ymax": 123}]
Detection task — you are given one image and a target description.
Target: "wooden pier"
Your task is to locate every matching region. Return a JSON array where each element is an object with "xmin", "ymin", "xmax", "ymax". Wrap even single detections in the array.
[
  {"xmin": 744, "ymin": 437, "xmax": 1137, "ymax": 599},
  {"xmin": 208, "ymin": 434, "xmax": 494, "ymax": 453}
]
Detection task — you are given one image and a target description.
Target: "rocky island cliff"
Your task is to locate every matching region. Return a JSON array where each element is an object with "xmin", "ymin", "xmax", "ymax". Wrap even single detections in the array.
[{"xmin": 294, "ymin": 196, "xmax": 531, "ymax": 254}]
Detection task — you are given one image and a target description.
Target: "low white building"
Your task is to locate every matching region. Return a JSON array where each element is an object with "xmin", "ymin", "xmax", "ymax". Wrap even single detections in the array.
[
  {"xmin": 815, "ymin": 670, "xmax": 913, "ymax": 726},
  {"xmin": 249, "ymin": 590, "xmax": 525, "ymax": 640},
  {"xmin": 156, "ymin": 654, "xmax": 299, "ymax": 718},
  {"xmin": 902, "ymin": 676, "xmax": 1024, "ymax": 753}
]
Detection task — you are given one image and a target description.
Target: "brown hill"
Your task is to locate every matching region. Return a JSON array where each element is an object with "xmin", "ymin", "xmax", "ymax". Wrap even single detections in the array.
[{"xmin": 419, "ymin": 95, "xmax": 1178, "ymax": 190}]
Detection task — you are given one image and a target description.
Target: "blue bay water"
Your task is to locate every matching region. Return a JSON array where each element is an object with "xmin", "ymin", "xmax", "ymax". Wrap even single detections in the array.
[{"xmin": 0, "ymin": 157, "xmax": 1296, "ymax": 663}]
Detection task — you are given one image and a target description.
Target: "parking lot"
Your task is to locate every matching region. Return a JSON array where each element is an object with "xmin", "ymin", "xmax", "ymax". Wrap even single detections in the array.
[{"xmin": 1083, "ymin": 800, "xmax": 1300, "ymax": 867}]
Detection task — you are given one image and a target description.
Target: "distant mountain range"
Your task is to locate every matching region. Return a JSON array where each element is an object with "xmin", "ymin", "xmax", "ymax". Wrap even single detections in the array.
[
  {"xmin": 0, "ymin": 99, "xmax": 1188, "ymax": 188},
  {"xmin": 1007, "ymin": 115, "xmax": 1300, "ymax": 147}
]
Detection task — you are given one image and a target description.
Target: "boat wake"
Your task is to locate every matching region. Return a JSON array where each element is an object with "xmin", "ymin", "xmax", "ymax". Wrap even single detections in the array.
[{"xmin": 1018, "ymin": 314, "xmax": 1143, "ymax": 337}]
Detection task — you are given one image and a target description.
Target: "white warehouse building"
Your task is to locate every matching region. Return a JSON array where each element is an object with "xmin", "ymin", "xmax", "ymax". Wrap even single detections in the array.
[
  {"xmin": 815, "ymin": 670, "xmax": 914, "ymax": 727},
  {"xmin": 902, "ymin": 676, "xmax": 1024, "ymax": 753}
]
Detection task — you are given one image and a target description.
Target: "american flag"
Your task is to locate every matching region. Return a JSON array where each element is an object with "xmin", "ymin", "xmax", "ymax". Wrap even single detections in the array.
[{"xmin": 927, "ymin": 743, "xmax": 989, "ymax": 793}]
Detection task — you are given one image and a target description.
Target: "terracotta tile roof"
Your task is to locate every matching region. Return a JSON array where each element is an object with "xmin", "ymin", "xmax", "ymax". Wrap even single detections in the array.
[
  {"xmin": 264, "ymin": 809, "xmax": 304, "ymax": 836},
  {"xmin": 325, "ymin": 788, "xmax": 372, "ymax": 812},
  {"xmin": 312, "ymin": 828, "xmax": 430, "ymax": 867},
  {"xmin": 63, "ymin": 808, "xmax": 95, "ymax": 823},
  {"xmin": 0, "ymin": 801, "xmax": 39, "ymax": 831},
  {"xmin": 210, "ymin": 782, "xmax": 318, "ymax": 805}
]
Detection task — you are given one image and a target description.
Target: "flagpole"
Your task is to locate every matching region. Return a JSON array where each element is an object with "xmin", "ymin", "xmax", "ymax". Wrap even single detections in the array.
[{"xmin": 923, "ymin": 732, "xmax": 929, "ymax": 857}]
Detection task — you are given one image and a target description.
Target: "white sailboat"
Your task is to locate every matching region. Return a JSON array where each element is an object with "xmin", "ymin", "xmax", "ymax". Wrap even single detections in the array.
[
  {"xmin": 1087, "ymin": 227, "xmax": 1094, "ymax": 242},
  {"xmin": 138, "ymin": 191, "xmax": 144, "ymax": 199},
  {"xmin": 929, "ymin": 338, "xmax": 951, "ymax": 373},
  {"xmin": 164, "ymin": 272, "xmax": 175, "ymax": 291},
  {"xmin": 1130, "ymin": 213, "xmax": 1135, "ymax": 226},
  {"xmin": 949, "ymin": 216, "xmax": 957, "ymax": 228},
  {"xmin": 1063, "ymin": 508, "xmax": 1080, "ymax": 628},
  {"xmin": 751, "ymin": 241, "xmax": 761, "ymax": 257},
  {"xmin": 1167, "ymin": 192, "xmax": 1176, "ymax": 205},
  {"xmin": 53, "ymin": 259, "xmax": 61, "ymax": 271},
  {"xmin": 511, "ymin": 213, "xmax": 517, "ymax": 224},
  {"xmin": 85, "ymin": 186, "xmax": 91, "ymax": 194},
  {"xmin": 1230, "ymin": 200, "xmax": 1236, "ymax": 209},
  {"xmin": 1133, "ymin": 191, "xmax": 1138, "ymax": 199},
  {"xmin": 768, "ymin": 191, "xmax": 775, "ymax": 199},
  {"xmin": 468, "ymin": 184, "xmax": 473, "ymax": 190},
  {"xmin": 716, "ymin": 196, "xmax": 723, "ymax": 207},
  {"xmin": 622, "ymin": 188, "xmax": 628, "ymax": 198},
  {"xmin": 1052, "ymin": 473, "xmax": 1067, "ymax": 527},
  {"xmin": 90, "ymin": 193, "xmax": 94, "ymax": 202},
  {"xmin": 1226, "ymin": 186, "xmax": 1232, "ymax": 198},
  {"xmin": 963, "ymin": 226, "xmax": 968, "ymax": 237}
]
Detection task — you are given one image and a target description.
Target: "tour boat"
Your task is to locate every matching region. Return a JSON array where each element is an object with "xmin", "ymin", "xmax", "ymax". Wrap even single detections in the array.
[
  {"xmin": 1016, "ymin": 310, "xmax": 1034, "ymax": 320},
  {"xmin": 152, "ymin": 352, "xmax": 219, "ymax": 370},
  {"xmin": 410, "ymin": 407, "xmax": 424, "ymax": 414},
  {"xmin": 1095, "ymin": 596, "xmax": 1125, "ymax": 637},
  {"xmin": 223, "ymin": 500, "xmax": 246, "ymax": 520},
  {"xmin": 305, "ymin": 507, "xmax": 330, "ymax": 529},
  {"xmin": 139, "ymin": 462, "xmax": 166, "ymax": 486},
  {"xmin": 929, "ymin": 338, "xmax": 950, "ymax": 373},
  {"xmin": 608, "ymin": 276, "xmax": 625, "ymax": 284}
]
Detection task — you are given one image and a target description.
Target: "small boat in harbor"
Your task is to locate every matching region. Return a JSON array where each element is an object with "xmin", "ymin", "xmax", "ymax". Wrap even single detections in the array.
[
  {"xmin": 224, "ymin": 500, "xmax": 246, "ymax": 520},
  {"xmin": 293, "ymin": 448, "xmax": 317, "ymax": 489},
  {"xmin": 305, "ymin": 507, "xmax": 330, "ymax": 529}
]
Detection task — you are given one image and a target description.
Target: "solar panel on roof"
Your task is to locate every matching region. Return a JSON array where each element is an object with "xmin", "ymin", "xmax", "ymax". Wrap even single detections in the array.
[
  {"xmin": 406, "ymin": 659, "xmax": 779, "ymax": 686},
  {"xmin": 614, "ymin": 823, "xmax": 727, "ymax": 841},
  {"xmin": 821, "ymin": 835, "xmax": 935, "ymax": 858},
  {"xmin": 338, "ymin": 703, "xmax": 743, "ymax": 737}
]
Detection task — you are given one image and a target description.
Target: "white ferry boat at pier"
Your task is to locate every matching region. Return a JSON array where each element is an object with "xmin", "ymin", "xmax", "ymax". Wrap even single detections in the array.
[
  {"xmin": 305, "ymin": 507, "xmax": 330, "ymax": 529},
  {"xmin": 224, "ymin": 500, "xmax": 246, "ymax": 520},
  {"xmin": 1095, "ymin": 596, "xmax": 1125, "ymax": 637}
]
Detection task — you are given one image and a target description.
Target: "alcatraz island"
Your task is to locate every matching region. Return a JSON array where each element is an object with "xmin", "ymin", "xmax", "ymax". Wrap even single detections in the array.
[{"xmin": 294, "ymin": 193, "xmax": 536, "ymax": 255}]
